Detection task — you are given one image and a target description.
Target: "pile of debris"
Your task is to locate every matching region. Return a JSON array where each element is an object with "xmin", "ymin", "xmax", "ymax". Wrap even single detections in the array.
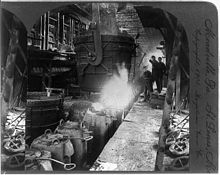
[
  {"xmin": 23, "ymin": 100, "xmax": 123, "ymax": 172},
  {"xmin": 24, "ymin": 118, "xmax": 93, "ymax": 171},
  {"xmin": 164, "ymin": 109, "xmax": 189, "ymax": 171},
  {"xmin": 2, "ymin": 92, "xmax": 125, "ymax": 172},
  {"xmin": 2, "ymin": 108, "xmax": 26, "ymax": 171}
]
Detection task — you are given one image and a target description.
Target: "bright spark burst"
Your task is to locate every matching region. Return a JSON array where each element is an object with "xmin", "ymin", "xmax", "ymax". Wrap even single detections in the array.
[
  {"xmin": 100, "ymin": 63, "xmax": 133, "ymax": 110},
  {"xmin": 92, "ymin": 102, "xmax": 104, "ymax": 111}
]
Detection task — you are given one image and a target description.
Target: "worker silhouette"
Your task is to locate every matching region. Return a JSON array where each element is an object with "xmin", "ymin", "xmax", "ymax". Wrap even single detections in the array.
[
  {"xmin": 149, "ymin": 55, "xmax": 160, "ymax": 93},
  {"xmin": 143, "ymin": 65, "xmax": 153, "ymax": 102},
  {"xmin": 157, "ymin": 57, "xmax": 166, "ymax": 93}
]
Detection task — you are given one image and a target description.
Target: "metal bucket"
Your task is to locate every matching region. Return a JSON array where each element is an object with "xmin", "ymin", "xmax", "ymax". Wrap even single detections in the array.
[
  {"xmin": 26, "ymin": 92, "xmax": 64, "ymax": 145},
  {"xmin": 30, "ymin": 129, "xmax": 74, "ymax": 170},
  {"xmin": 82, "ymin": 109, "xmax": 115, "ymax": 164},
  {"xmin": 55, "ymin": 119, "xmax": 93, "ymax": 169},
  {"xmin": 75, "ymin": 34, "xmax": 135, "ymax": 92}
]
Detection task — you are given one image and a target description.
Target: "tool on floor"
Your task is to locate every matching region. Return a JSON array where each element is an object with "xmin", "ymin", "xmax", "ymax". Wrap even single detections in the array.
[{"xmin": 36, "ymin": 157, "xmax": 76, "ymax": 170}]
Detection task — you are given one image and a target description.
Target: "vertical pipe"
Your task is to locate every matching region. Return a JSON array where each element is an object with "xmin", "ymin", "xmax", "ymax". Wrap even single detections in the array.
[
  {"xmin": 69, "ymin": 17, "xmax": 71, "ymax": 46},
  {"xmin": 43, "ymin": 13, "xmax": 47, "ymax": 50},
  {"xmin": 62, "ymin": 15, "xmax": 64, "ymax": 43},
  {"xmin": 40, "ymin": 16, "xmax": 43, "ymax": 50},
  {"xmin": 57, "ymin": 12, "xmax": 60, "ymax": 45},
  {"xmin": 40, "ymin": 16, "xmax": 42, "ymax": 49},
  {"xmin": 43, "ymin": 13, "xmax": 46, "ymax": 50},
  {"xmin": 46, "ymin": 12, "xmax": 49, "ymax": 50},
  {"xmin": 69, "ymin": 18, "xmax": 72, "ymax": 46},
  {"xmin": 59, "ymin": 14, "xmax": 64, "ymax": 44},
  {"xmin": 42, "ymin": 14, "xmax": 46, "ymax": 50},
  {"xmin": 91, "ymin": 3, "xmax": 103, "ymax": 65}
]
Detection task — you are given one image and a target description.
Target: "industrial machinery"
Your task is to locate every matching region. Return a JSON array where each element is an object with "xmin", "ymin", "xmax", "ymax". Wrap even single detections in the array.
[{"xmin": 75, "ymin": 3, "xmax": 135, "ymax": 92}]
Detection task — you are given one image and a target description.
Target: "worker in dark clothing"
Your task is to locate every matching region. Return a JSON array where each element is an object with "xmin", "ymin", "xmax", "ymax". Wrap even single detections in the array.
[
  {"xmin": 157, "ymin": 57, "xmax": 166, "ymax": 93},
  {"xmin": 143, "ymin": 66, "xmax": 153, "ymax": 102},
  {"xmin": 149, "ymin": 55, "xmax": 160, "ymax": 93}
]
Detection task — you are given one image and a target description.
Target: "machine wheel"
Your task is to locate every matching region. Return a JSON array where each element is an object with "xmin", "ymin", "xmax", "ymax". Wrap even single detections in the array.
[
  {"xmin": 170, "ymin": 156, "xmax": 189, "ymax": 171},
  {"xmin": 6, "ymin": 153, "xmax": 25, "ymax": 169}
]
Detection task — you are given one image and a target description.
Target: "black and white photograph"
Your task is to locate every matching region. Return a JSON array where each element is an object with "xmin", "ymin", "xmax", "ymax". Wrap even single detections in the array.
[{"xmin": 0, "ymin": 1, "xmax": 218, "ymax": 173}]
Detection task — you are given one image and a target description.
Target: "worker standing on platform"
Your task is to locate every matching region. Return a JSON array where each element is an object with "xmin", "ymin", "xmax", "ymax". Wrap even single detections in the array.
[
  {"xmin": 157, "ymin": 57, "xmax": 166, "ymax": 94},
  {"xmin": 143, "ymin": 65, "xmax": 153, "ymax": 102},
  {"xmin": 149, "ymin": 55, "xmax": 160, "ymax": 93}
]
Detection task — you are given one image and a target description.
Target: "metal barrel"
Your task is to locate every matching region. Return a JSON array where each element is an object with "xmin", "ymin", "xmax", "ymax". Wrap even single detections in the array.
[
  {"xmin": 26, "ymin": 92, "xmax": 64, "ymax": 145},
  {"xmin": 82, "ymin": 111, "xmax": 116, "ymax": 165},
  {"xmin": 55, "ymin": 120, "xmax": 92, "ymax": 169}
]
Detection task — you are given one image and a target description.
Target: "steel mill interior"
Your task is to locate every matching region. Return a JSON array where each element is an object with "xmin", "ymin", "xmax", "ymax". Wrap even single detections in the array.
[{"xmin": 1, "ymin": 2, "xmax": 190, "ymax": 173}]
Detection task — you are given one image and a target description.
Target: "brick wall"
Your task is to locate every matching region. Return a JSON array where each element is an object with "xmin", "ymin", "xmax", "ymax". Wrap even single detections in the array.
[{"xmin": 116, "ymin": 4, "xmax": 164, "ymax": 77}]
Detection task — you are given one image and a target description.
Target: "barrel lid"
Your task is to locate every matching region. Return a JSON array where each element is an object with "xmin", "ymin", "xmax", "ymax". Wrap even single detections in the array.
[
  {"xmin": 27, "ymin": 92, "xmax": 62, "ymax": 99},
  {"xmin": 27, "ymin": 92, "xmax": 63, "ymax": 106}
]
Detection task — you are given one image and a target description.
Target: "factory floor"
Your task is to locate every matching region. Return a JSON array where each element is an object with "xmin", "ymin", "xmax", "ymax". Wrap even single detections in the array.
[{"xmin": 90, "ymin": 89, "xmax": 165, "ymax": 171}]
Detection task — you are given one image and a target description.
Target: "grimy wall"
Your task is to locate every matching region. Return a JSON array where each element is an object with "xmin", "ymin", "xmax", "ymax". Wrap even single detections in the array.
[
  {"xmin": 1, "ymin": 2, "xmax": 218, "ymax": 173},
  {"xmin": 153, "ymin": 3, "xmax": 218, "ymax": 173},
  {"xmin": 116, "ymin": 4, "xmax": 164, "ymax": 82},
  {"xmin": 116, "ymin": 4, "xmax": 164, "ymax": 63}
]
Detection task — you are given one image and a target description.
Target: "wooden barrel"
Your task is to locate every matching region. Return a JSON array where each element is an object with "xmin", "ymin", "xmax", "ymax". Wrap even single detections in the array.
[
  {"xmin": 75, "ymin": 34, "xmax": 135, "ymax": 92},
  {"xmin": 82, "ymin": 110, "xmax": 116, "ymax": 164},
  {"xmin": 26, "ymin": 92, "xmax": 64, "ymax": 145}
]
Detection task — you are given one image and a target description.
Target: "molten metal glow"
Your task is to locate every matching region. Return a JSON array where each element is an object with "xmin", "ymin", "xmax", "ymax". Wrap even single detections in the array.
[
  {"xmin": 101, "ymin": 63, "xmax": 133, "ymax": 110},
  {"xmin": 92, "ymin": 102, "xmax": 104, "ymax": 111}
]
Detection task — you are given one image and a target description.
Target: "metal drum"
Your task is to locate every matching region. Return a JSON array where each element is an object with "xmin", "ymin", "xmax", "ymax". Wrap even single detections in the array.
[
  {"xmin": 75, "ymin": 34, "xmax": 135, "ymax": 92},
  {"xmin": 26, "ymin": 92, "xmax": 64, "ymax": 145},
  {"xmin": 30, "ymin": 129, "xmax": 75, "ymax": 170},
  {"xmin": 82, "ymin": 109, "xmax": 115, "ymax": 164},
  {"xmin": 55, "ymin": 119, "xmax": 93, "ymax": 169}
]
